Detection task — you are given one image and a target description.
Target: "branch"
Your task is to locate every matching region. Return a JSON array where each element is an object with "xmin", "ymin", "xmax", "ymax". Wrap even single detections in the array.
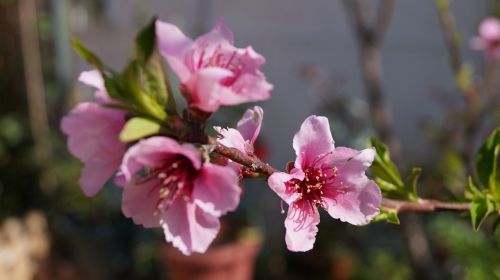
[
  {"xmin": 381, "ymin": 198, "xmax": 469, "ymax": 212},
  {"xmin": 209, "ymin": 137, "xmax": 471, "ymax": 213}
]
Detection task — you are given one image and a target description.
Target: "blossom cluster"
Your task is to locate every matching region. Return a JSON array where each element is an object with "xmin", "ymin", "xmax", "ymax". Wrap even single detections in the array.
[{"xmin": 61, "ymin": 20, "xmax": 381, "ymax": 255}]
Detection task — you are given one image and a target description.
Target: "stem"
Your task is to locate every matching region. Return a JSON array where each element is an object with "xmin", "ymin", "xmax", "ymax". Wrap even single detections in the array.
[{"xmin": 209, "ymin": 137, "xmax": 471, "ymax": 213}]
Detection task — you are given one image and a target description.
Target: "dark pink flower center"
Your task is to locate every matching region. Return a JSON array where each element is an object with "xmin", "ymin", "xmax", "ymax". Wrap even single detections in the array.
[
  {"xmin": 137, "ymin": 157, "xmax": 196, "ymax": 213},
  {"xmin": 286, "ymin": 166, "xmax": 338, "ymax": 211},
  {"xmin": 191, "ymin": 44, "xmax": 246, "ymax": 86}
]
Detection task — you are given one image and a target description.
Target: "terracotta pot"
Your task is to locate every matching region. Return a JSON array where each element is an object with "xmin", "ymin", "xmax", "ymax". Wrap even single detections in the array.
[{"xmin": 163, "ymin": 237, "xmax": 262, "ymax": 280}]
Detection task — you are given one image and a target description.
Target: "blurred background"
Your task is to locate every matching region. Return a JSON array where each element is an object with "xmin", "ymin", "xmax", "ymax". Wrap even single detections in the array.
[{"xmin": 2, "ymin": 0, "xmax": 500, "ymax": 279}]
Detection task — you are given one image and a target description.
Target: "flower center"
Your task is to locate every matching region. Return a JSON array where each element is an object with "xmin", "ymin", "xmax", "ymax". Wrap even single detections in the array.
[
  {"xmin": 286, "ymin": 166, "xmax": 338, "ymax": 210},
  {"xmin": 137, "ymin": 157, "xmax": 196, "ymax": 213},
  {"xmin": 191, "ymin": 44, "xmax": 245, "ymax": 86}
]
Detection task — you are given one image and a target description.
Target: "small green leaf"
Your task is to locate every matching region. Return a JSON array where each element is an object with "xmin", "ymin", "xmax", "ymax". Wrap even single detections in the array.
[
  {"xmin": 71, "ymin": 37, "xmax": 104, "ymax": 70},
  {"xmin": 135, "ymin": 18, "xmax": 157, "ymax": 64},
  {"xmin": 476, "ymin": 128, "xmax": 500, "ymax": 197},
  {"xmin": 470, "ymin": 196, "xmax": 493, "ymax": 231},
  {"xmin": 374, "ymin": 178, "xmax": 401, "ymax": 193},
  {"xmin": 369, "ymin": 138, "xmax": 404, "ymax": 188},
  {"xmin": 405, "ymin": 167, "xmax": 422, "ymax": 197},
  {"xmin": 119, "ymin": 117, "xmax": 161, "ymax": 142},
  {"xmin": 372, "ymin": 208, "xmax": 400, "ymax": 224},
  {"xmin": 134, "ymin": 18, "xmax": 177, "ymax": 114},
  {"xmin": 465, "ymin": 176, "xmax": 482, "ymax": 200}
]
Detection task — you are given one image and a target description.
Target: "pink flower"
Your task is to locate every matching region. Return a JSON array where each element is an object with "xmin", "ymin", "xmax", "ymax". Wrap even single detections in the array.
[
  {"xmin": 156, "ymin": 20, "xmax": 273, "ymax": 113},
  {"xmin": 119, "ymin": 137, "xmax": 241, "ymax": 255},
  {"xmin": 471, "ymin": 17, "xmax": 500, "ymax": 59},
  {"xmin": 60, "ymin": 71, "xmax": 126, "ymax": 196},
  {"xmin": 215, "ymin": 106, "xmax": 263, "ymax": 155},
  {"xmin": 267, "ymin": 116, "xmax": 381, "ymax": 252}
]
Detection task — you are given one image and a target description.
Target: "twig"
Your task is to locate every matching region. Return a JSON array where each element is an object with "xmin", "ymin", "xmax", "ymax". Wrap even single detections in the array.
[{"xmin": 343, "ymin": 0, "xmax": 400, "ymax": 158}]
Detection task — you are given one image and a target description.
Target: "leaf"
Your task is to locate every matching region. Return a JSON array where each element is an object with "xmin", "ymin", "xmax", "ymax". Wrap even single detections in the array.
[
  {"xmin": 475, "ymin": 128, "xmax": 500, "ymax": 197},
  {"xmin": 135, "ymin": 18, "xmax": 157, "ymax": 65},
  {"xmin": 372, "ymin": 207, "xmax": 400, "ymax": 224},
  {"xmin": 470, "ymin": 196, "xmax": 493, "ymax": 231},
  {"xmin": 465, "ymin": 176, "xmax": 482, "ymax": 200},
  {"xmin": 121, "ymin": 61, "xmax": 167, "ymax": 121},
  {"xmin": 71, "ymin": 37, "xmax": 104, "ymax": 70},
  {"xmin": 405, "ymin": 167, "xmax": 421, "ymax": 197},
  {"xmin": 134, "ymin": 18, "xmax": 177, "ymax": 114},
  {"xmin": 369, "ymin": 138, "xmax": 404, "ymax": 188},
  {"xmin": 119, "ymin": 117, "xmax": 161, "ymax": 142}
]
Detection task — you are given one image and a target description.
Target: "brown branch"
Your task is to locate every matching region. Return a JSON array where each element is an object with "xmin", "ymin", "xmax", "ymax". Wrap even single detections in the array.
[
  {"xmin": 209, "ymin": 137, "xmax": 471, "ymax": 213},
  {"xmin": 435, "ymin": 0, "xmax": 462, "ymax": 75},
  {"xmin": 381, "ymin": 198, "xmax": 469, "ymax": 212},
  {"xmin": 344, "ymin": 0, "xmax": 400, "ymax": 158}
]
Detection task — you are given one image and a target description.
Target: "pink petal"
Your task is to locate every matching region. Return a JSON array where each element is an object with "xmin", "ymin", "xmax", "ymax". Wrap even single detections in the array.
[
  {"xmin": 470, "ymin": 37, "xmax": 486, "ymax": 50},
  {"xmin": 326, "ymin": 147, "xmax": 375, "ymax": 175},
  {"xmin": 268, "ymin": 171, "xmax": 304, "ymax": 205},
  {"xmin": 192, "ymin": 163, "xmax": 241, "ymax": 217},
  {"xmin": 195, "ymin": 18, "xmax": 234, "ymax": 46},
  {"xmin": 284, "ymin": 205, "xmax": 320, "ymax": 252},
  {"xmin": 79, "ymin": 156, "xmax": 122, "ymax": 196},
  {"xmin": 293, "ymin": 116, "xmax": 335, "ymax": 168},
  {"xmin": 78, "ymin": 70, "xmax": 104, "ymax": 90},
  {"xmin": 161, "ymin": 200, "xmax": 220, "ymax": 255},
  {"xmin": 236, "ymin": 106, "xmax": 263, "ymax": 144},
  {"xmin": 480, "ymin": 17, "xmax": 500, "ymax": 40},
  {"xmin": 156, "ymin": 20, "xmax": 194, "ymax": 82},
  {"xmin": 323, "ymin": 177, "xmax": 381, "ymax": 225},
  {"xmin": 60, "ymin": 102, "xmax": 125, "ymax": 196},
  {"xmin": 121, "ymin": 178, "xmax": 161, "ymax": 228},
  {"xmin": 120, "ymin": 137, "xmax": 202, "ymax": 182},
  {"xmin": 78, "ymin": 70, "xmax": 111, "ymax": 102},
  {"xmin": 185, "ymin": 67, "xmax": 234, "ymax": 112},
  {"xmin": 214, "ymin": 126, "xmax": 247, "ymax": 153}
]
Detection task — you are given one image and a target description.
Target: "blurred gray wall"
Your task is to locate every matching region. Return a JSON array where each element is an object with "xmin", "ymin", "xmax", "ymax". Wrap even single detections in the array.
[{"xmin": 71, "ymin": 0, "xmax": 489, "ymax": 165}]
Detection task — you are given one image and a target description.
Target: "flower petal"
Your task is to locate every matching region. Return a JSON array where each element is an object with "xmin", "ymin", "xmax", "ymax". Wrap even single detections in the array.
[
  {"xmin": 284, "ymin": 205, "xmax": 320, "ymax": 252},
  {"xmin": 214, "ymin": 126, "xmax": 247, "ymax": 153},
  {"xmin": 236, "ymin": 106, "xmax": 263, "ymax": 144},
  {"xmin": 79, "ymin": 156, "xmax": 122, "ymax": 196},
  {"xmin": 156, "ymin": 20, "xmax": 194, "ymax": 82},
  {"xmin": 121, "ymin": 178, "xmax": 161, "ymax": 228},
  {"xmin": 161, "ymin": 200, "xmax": 220, "ymax": 255},
  {"xmin": 120, "ymin": 137, "xmax": 202, "ymax": 182},
  {"xmin": 192, "ymin": 163, "xmax": 241, "ymax": 217},
  {"xmin": 78, "ymin": 70, "xmax": 104, "ymax": 90},
  {"xmin": 323, "ymin": 177, "xmax": 381, "ymax": 225},
  {"xmin": 60, "ymin": 102, "xmax": 125, "ymax": 196},
  {"xmin": 293, "ymin": 116, "xmax": 335, "ymax": 168},
  {"xmin": 195, "ymin": 18, "xmax": 234, "ymax": 46},
  {"xmin": 480, "ymin": 17, "xmax": 500, "ymax": 40},
  {"xmin": 326, "ymin": 147, "xmax": 375, "ymax": 175},
  {"xmin": 268, "ymin": 170, "xmax": 304, "ymax": 205},
  {"xmin": 184, "ymin": 67, "xmax": 234, "ymax": 112}
]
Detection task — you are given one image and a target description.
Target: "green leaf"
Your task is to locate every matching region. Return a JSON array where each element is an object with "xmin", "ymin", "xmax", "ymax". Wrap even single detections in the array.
[
  {"xmin": 369, "ymin": 138, "xmax": 404, "ymax": 188},
  {"xmin": 405, "ymin": 167, "xmax": 421, "ymax": 197},
  {"xmin": 372, "ymin": 207, "xmax": 400, "ymax": 224},
  {"xmin": 476, "ymin": 128, "xmax": 500, "ymax": 197},
  {"xmin": 135, "ymin": 18, "xmax": 157, "ymax": 64},
  {"xmin": 470, "ymin": 196, "xmax": 493, "ymax": 231},
  {"xmin": 465, "ymin": 176, "xmax": 482, "ymax": 200},
  {"xmin": 71, "ymin": 37, "xmax": 104, "ymax": 70},
  {"xmin": 121, "ymin": 61, "xmax": 167, "ymax": 121},
  {"xmin": 134, "ymin": 18, "xmax": 177, "ymax": 114},
  {"xmin": 374, "ymin": 178, "xmax": 401, "ymax": 193},
  {"xmin": 119, "ymin": 117, "xmax": 161, "ymax": 142}
]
